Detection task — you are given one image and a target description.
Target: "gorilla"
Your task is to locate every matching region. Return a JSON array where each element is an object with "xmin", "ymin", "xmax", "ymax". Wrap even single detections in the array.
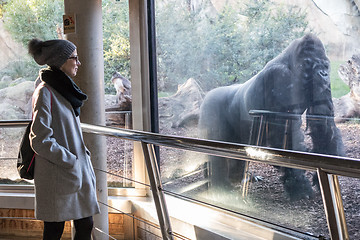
[{"xmin": 198, "ymin": 34, "xmax": 345, "ymax": 200}]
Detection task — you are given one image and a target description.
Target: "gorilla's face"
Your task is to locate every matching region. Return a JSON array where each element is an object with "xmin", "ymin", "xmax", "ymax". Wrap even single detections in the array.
[
  {"xmin": 292, "ymin": 35, "xmax": 331, "ymax": 113},
  {"xmin": 267, "ymin": 34, "xmax": 332, "ymax": 114}
]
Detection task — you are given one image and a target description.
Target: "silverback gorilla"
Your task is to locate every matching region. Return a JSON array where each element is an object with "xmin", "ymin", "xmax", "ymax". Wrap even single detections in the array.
[{"xmin": 198, "ymin": 34, "xmax": 344, "ymax": 200}]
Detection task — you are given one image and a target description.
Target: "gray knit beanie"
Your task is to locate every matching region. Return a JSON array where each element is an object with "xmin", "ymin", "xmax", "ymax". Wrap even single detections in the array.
[{"xmin": 28, "ymin": 38, "xmax": 76, "ymax": 68}]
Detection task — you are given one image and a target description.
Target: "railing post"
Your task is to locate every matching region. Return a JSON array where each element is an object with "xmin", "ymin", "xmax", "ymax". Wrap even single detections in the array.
[
  {"xmin": 141, "ymin": 142, "xmax": 173, "ymax": 240},
  {"xmin": 330, "ymin": 175, "xmax": 349, "ymax": 239},
  {"xmin": 317, "ymin": 169, "xmax": 349, "ymax": 239}
]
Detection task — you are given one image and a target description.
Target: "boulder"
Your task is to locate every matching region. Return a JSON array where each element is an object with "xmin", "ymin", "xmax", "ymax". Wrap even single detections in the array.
[
  {"xmin": 158, "ymin": 78, "xmax": 205, "ymax": 128},
  {"xmin": 0, "ymin": 76, "xmax": 12, "ymax": 85},
  {"xmin": 0, "ymin": 80, "xmax": 33, "ymax": 139},
  {"xmin": 0, "ymin": 80, "xmax": 33, "ymax": 120},
  {"xmin": 0, "ymin": 21, "xmax": 26, "ymax": 67}
]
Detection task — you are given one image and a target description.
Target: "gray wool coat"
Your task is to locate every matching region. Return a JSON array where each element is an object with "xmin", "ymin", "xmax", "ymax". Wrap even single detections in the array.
[{"xmin": 30, "ymin": 81, "xmax": 100, "ymax": 222}]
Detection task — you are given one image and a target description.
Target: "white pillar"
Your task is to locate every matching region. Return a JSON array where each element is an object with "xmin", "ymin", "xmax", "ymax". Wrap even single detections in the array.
[{"xmin": 63, "ymin": 1, "xmax": 108, "ymax": 239}]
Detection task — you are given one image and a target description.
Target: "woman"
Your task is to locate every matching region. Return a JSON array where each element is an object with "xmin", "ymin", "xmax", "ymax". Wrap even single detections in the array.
[{"xmin": 28, "ymin": 38, "xmax": 100, "ymax": 240}]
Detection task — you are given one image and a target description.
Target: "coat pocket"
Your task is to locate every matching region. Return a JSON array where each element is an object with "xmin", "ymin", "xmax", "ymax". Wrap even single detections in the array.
[
  {"xmin": 85, "ymin": 153, "xmax": 96, "ymax": 189},
  {"xmin": 57, "ymin": 158, "xmax": 82, "ymax": 195}
]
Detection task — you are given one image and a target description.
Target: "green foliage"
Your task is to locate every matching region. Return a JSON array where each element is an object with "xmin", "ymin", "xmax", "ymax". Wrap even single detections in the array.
[
  {"xmin": 158, "ymin": 91, "xmax": 174, "ymax": 98},
  {"xmin": 0, "ymin": 58, "xmax": 39, "ymax": 82},
  {"xmin": 0, "ymin": 0, "xmax": 6, "ymax": 18},
  {"xmin": 2, "ymin": 0, "xmax": 63, "ymax": 46},
  {"xmin": 241, "ymin": 1, "xmax": 308, "ymax": 77},
  {"xmin": 102, "ymin": 0, "xmax": 130, "ymax": 94},
  {"xmin": 156, "ymin": 0, "xmax": 309, "ymax": 91},
  {"xmin": 155, "ymin": 1, "xmax": 200, "ymax": 90},
  {"xmin": 1, "ymin": 0, "xmax": 63, "ymax": 84},
  {"xmin": 330, "ymin": 60, "xmax": 350, "ymax": 98}
]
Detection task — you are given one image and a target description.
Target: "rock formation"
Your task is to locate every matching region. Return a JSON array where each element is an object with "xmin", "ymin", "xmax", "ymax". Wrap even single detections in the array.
[
  {"xmin": 0, "ymin": 79, "xmax": 33, "ymax": 120},
  {"xmin": 333, "ymin": 54, "xmax": 360, "ymax": 122},
  {"xmin": 158, "ymin": 78, "xmax": 204, "ymax": 128}
]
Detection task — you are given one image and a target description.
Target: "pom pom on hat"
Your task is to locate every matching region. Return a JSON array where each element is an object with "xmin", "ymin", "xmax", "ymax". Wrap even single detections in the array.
[{"xmin": 28, "ymin": 38, "xmax": 76, "ymax": 68}]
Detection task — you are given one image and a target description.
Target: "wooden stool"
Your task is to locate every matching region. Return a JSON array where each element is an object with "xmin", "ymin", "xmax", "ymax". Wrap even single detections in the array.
[{"xmin": 242, "ymin": 110, "xmax": 301, "ymax": 197}]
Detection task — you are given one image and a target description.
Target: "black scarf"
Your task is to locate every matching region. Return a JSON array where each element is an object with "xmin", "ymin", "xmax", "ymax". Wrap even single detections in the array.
[{"xmin": 40, "ymin": 67, "xmax": 87, "ymax": 116}]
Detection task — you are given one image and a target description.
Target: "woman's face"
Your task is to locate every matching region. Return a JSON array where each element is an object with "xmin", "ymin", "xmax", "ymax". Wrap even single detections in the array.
[{"xmin": 60, "ymin": 49, "xmax": 81, "ymax": 77}]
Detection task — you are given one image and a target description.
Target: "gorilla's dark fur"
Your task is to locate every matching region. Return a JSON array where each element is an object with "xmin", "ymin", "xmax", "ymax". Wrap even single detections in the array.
[{"xmin": 198, "ymin": 34, "xmax": 344, "ymax": 200}]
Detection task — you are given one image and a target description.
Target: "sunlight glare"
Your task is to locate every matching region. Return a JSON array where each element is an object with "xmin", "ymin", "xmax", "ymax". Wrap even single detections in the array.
[{"xmin": 245, "ymin": 147, "xmax": 270, "ymax": 161}]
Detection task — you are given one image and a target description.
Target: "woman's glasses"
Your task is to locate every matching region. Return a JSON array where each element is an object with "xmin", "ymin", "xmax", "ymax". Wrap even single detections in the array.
[{"xmin": 68, "ymin": 56, "xmax": 80, "ymax": 63}]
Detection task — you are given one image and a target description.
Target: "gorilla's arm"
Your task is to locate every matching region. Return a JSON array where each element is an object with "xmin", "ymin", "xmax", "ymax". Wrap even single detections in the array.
[{"xmin": 307, "ymin": 104, "xmax": 345, "ymax": 156}]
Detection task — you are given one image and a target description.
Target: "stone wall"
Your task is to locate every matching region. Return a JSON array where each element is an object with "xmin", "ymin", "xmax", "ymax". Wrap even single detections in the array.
[
  {"xmin": 0, "ymin": 21, "xmax": 26, "ymax": 67},
  {"xmin": 292, "ymin": 0, "xmax": 360, "ymax": 59}
]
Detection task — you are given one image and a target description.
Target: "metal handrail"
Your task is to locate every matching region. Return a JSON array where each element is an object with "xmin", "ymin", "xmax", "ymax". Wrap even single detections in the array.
[
  {"xmin": 79, "ymin": 123, "xmax": 360, "ymax": 178},
  {"xmin": 1, "ymin": 120, "xmax": 360, "ymax": 177},
  {"xmin": 0, "ymin": 120, "xmax": 31, "ymax": 127}
]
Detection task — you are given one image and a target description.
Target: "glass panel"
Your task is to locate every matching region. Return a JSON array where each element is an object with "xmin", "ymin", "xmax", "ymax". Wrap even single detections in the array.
[
  {"xmin": 106, "ymin": 135, "xmax": 134, "ymax": 188},
  {"xmin": 103, "ymin": 0, "xmax": 133, "ymax": 188},
  {"xmin": 156, "ymin": 0, "xmax": 359, "ymax": 158},
  {"xmin": 0, "ymin": 0, "xmax": 63, "ymax": 122},
  {"xmin": 160, "ymin": 146, "xmax": 329, "ymax": 238},
  {"xmin": 156, "ymin": 0, "xmax": 360, "ymax": 237}
]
